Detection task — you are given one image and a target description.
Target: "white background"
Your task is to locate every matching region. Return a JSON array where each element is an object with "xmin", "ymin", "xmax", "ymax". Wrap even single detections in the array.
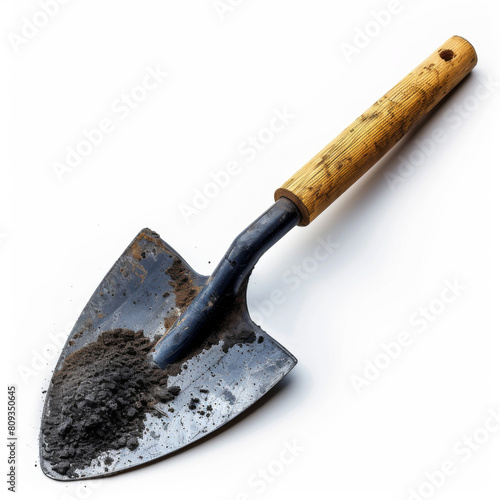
[{"xmin": 2, "ymin": 0, "xmax": 499, "ymax": 499}]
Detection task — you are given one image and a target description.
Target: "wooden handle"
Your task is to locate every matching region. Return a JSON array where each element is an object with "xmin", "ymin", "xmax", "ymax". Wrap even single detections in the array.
[{"xmin": 275, "ymin": 36, "xmax": 477, "ymax": 225}]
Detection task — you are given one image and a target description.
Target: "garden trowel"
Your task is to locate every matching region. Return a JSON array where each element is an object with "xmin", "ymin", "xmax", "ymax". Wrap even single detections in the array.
[{"xmin": 40, "ymin": 36, "xmax": 477, "ymax": 480}]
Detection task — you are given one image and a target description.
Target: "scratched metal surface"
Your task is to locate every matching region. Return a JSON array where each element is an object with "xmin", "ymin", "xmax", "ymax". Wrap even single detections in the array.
[{"xmin": 40, "ymin": 228, "xmax": 296, "ymax": 480}]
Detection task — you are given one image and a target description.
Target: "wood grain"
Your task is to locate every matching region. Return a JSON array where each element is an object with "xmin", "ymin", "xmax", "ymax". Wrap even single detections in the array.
[{"xmin": 275, "ymin": 36, "xmax": 477, "ymax": 225}]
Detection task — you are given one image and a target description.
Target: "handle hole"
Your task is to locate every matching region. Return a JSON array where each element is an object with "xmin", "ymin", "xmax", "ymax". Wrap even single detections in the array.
[{"xmin": 439, "ymin": 49, "xmax": 455, "ymax": 61}]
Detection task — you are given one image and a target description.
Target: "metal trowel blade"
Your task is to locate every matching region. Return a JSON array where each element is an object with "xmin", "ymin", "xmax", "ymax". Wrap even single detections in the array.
[{"xmin": 40, "ymin": 228, "xmax": 296, "ymax": 480}]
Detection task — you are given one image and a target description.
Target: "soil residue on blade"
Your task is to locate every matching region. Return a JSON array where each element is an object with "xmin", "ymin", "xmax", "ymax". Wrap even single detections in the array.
[
  {"xmin": 40, "ymin": 329, "xmax": 183, "ymax": 478},
  {"xmin": 162, "ymin": 258, "xmax": 257, "ymax": 354},
  {"xmin": 163, "ymin": 258, "xmax": 201, "ymax": 331},
  {"xmin": 166, "ymin": 258, "xmax": 201, "ymax": 310}
]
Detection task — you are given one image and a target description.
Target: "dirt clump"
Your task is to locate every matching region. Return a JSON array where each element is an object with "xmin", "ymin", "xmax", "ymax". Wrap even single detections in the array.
[{"xmin": 40, "ymin": 329, "xmax": 180, "ymax": 478}]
